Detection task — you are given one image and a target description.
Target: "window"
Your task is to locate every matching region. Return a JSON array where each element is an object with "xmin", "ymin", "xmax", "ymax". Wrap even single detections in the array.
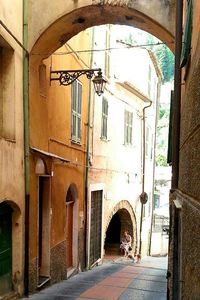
[
  {"xmin": 71, "ymin": 80, "xmax": 82, "ymax": 143},
  {"xmin": 154, "ymin": 194, "xmax": 160, "ymax": 209},
  {"xmin": 145, "ymin": 127, "xmax": 153, "ymax": 159},
  {"xmin": 104, "ymin": 26, "xmax": 110, "ymax": 78},
  {"xmin": 124, "ymin": 110, "xmax": 133, "ymax": 145},
  {"xmin": 0, "ymin": 37, "xmax": 15, "ymax": 140},
  {"xmin": 39, "ymin": 64, "xmax": 47, "ymax": 99},
  {"xmin": 148, "ymin": 65, "xmax": 152, "ymax": 97},
  {"xmin": 145, "ymin": 126, "xmax": 150, "ymax": 157},
  {"xmin": 101, "ymin": 97, "xmax": 108, "ymax": 139}
]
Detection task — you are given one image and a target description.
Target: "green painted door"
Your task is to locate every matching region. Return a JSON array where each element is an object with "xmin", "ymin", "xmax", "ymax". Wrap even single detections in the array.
[{"xmin": 0, "ymin": 203, "xmax": 12, "ymax": 295}]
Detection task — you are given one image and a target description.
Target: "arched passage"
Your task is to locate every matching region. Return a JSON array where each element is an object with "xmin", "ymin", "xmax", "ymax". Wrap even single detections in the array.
[
  {"xmin": 30, "ymin": 2, "xmax": 175, "ymax": 62},
  {"xmin": 104, "ymin": 201, "xmax": 137, "ymax": 256}
]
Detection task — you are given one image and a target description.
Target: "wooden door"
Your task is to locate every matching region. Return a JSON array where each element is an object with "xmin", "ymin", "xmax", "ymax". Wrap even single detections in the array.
[
  {"xmin": 0, "ymin": 203, "xmax": 12, "ymax": 294},
  {"xmin": 66, "ymin": 202, "xmax": 73, "ymax": 268},
  {"xmin": 90, "ymin": 190, "xmax": 103, "ymax": 266}
]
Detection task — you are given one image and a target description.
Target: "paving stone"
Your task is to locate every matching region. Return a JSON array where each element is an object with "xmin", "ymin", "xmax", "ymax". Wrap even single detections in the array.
[
  {"xmin": 128, "ymin": 278, "xmax": 167, "ymax": 293},
  {"xmin": 118, "ymin": 288, "xmax": 167, "ymax": 300},
  {"xmin": 21, "ymin": 257, "xmax": 167, "ymax": 300}
]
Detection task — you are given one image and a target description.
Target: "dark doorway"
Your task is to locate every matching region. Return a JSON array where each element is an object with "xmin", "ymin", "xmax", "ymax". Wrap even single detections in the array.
[
  {"xmin": 66, "ymin": 187, "xmax": 75, "ymax": 269},
  {"xmin": 104, "ymin": 208, "xmax": 134, "ymax": 256},
  {"xmin": 37, "ymin": 176, "xmax": 51, "ymax": 287},
  {"xmin": 105, "ymin": 212, "xmax": 121, "ymax": 255},
  {"xmin": 0, "ymin": 202, "xmax": 12, "ymax": 295}
]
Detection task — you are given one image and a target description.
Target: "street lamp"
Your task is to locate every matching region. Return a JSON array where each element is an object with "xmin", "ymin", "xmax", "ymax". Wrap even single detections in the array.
[{"xmin": 50, "ymin": 67, "xmax": 106, "ymax": 96}]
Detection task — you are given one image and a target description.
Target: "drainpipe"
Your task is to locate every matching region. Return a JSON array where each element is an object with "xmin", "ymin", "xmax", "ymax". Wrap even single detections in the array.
[
  {"xmin": 171, "ymin": 0, "xmax": 183, "ymax": 190},
  {"xmin": 84, "ymin": 27, "xmax": 95, "ymax": 269},
  {"xmin": 138, "ymin": 100, "xmax": 152, "ymax": 256},
  {"xmin": 23, "ymin": 0, "xmax": 30, "ymax": 295},
  {"xmin": 148, "ymin": 80, "xmax": 161, "ymax": 256}
]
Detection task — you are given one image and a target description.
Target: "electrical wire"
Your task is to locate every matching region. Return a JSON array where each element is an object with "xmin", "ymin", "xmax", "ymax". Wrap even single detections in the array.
[{"xmin": 32, "ymin": 40, "xmax": 174, "ymax": 56}]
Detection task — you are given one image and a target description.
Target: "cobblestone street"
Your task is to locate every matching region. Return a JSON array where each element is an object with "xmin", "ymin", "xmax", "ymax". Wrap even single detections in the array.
[{"xmin": 23, "ymin": 256, "xmax": 167, "ymax": 300}]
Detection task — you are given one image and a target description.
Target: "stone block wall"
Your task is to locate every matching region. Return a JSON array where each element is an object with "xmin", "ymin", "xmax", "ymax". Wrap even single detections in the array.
[{"xmin": 168, "ymin": 191, "xmax": 200, "ymax": 299}]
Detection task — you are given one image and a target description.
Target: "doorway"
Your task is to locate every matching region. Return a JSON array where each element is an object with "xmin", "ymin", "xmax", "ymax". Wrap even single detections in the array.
[
  {"xmin": 66, "ymin": 191, "xmax": 74, "ymax": 269},
  {"xmin": 105, "ymin": 208, "xmax": 134, "ymax": 255},
  {"xmin": 105, "ymin": 212, "xmax": 121, "ymax": 255},
  {"xmin": 0, "ymin": 202, "xmax": 12, "ymax": 295},
  {"xmin": 37, "ymin": 176, "xmax": 51, "ymax": 287},
  {"xmin": 89, "ymin": 190, "xmax": 103, "ymax": 266}
]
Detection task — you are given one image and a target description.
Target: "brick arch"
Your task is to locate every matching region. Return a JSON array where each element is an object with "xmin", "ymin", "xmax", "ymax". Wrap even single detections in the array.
[
  {"xmin": 104, "ymin": 200, "xmax": 137, "ymax": 253},
  {"xmin": 30, "ymin": 1, "xmax": 175, "ymax": 63}
]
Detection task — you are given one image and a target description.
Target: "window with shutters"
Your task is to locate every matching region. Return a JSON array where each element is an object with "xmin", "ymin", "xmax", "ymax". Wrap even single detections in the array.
[
  {"xmin": 0, "ymin": 38, "xmax": 15, "ymax": 140},
  {"xmin": 148, "ymin": 65, "xmax": 152, "ymax": 97},
  {"xmin": 145, "ymin": 126, "xmax": 150, "ymax": 158},
  {"xmin": 124, "ymin": 110, "xmax": 133, "ymax": 145},
  {"xmin": 145, "ymin": 127, "xmax": 153, "ymax": 160},
  {"xmin": 71, "ymin": 80, "xmax": 82, "ymax": 144},
  {"xmin": 101, "ymin": 97, "xmax": 108, "ymax": 139},
  {"xmin": 181, "ymin": 0, "xmax": 193, "ymax": 68}
]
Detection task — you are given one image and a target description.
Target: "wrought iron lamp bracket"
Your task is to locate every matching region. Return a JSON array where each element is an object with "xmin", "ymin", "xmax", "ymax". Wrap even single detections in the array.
[{"xmin": 50, "ymin": 68, "xmax": 101, "ymax": 86}]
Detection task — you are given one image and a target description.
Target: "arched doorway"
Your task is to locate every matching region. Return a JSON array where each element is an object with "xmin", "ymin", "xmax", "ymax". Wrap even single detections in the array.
[
  {"xmin": 35, "ymin": 157, "xmax": 51, "ymax": 287},
  {"xmin": 0, "ymin": 202, "xmax": 12, "ymax": 295},
  {"xmin": 65, "ymin": 184, "xmax": 78, "ymax": 271},
  {"xmin": 105, "ymin": 208, "xmax": 134, "ymax": 255}
]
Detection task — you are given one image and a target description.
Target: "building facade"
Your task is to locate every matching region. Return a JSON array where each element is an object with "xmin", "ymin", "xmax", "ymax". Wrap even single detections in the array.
[
  {"xmin": 168, "ymin": 0, "xmax": 200, "ymax": 299},
  {"xmin": 1, "ymin": 1, "xmax": 200, "ymax": 299},
  {"xmin": 86, "ymin": 25, "xmax": 162, "ymax": 266},
  {"xmin": 28, "ymin": 31, "xmax": 93, "ymax": 292},
  {"xmin": 0, "ymin": 1, "xmax": 25, "ymax": 298}
]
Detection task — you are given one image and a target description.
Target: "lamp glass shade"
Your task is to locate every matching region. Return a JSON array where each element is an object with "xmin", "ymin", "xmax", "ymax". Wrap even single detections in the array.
[{"xmin": 92, "ymin": 73, "xmax": 107, "ymax": 96}]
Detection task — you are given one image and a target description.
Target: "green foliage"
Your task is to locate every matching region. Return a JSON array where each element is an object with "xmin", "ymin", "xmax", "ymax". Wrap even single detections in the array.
[
  {"xmin": 156, "ymin": 153, "xmax": 168, "ymax": 167},
  {"xmin": 123, "ymin": 30, "xmax": 174, "ymax": 83},
  {"xmin": 153, "ymin": 45, "xmax": 174, "ymax": 83}
]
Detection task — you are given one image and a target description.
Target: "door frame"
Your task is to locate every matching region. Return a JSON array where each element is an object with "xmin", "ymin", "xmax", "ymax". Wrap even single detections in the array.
[
  {"xmin": 65, "ymin": 183, "xmax": 79, "ymax": 274},
  {"xmin": 87, "ymin": 183, "xmax": 105, "ymax": 268},
  {"xmin": 37, "ymin": 175, "xmax": 51, "ymax": 286},
  {"xmin": 0, "ymin": 202, "xmax": 12, "ymax": 294}
]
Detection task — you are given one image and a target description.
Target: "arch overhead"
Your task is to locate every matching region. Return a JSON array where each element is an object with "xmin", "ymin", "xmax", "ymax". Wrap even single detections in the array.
[
  {"xmin": 105, "ymin": 200, "xmax": 137, "ymax": 253},
  {"xmin": 29, "ymin": 0, "xmax": 175, "ymax": 62}
]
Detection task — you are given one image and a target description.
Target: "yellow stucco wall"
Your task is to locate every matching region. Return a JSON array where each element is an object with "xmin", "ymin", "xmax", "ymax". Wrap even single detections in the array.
[{"xmin": 29, "ymin": 29, "xmax": 92, "ymax": 290}]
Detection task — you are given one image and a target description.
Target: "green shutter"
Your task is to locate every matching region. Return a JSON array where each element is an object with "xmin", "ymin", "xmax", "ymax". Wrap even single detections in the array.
[
  {"xmin": 0, "ymin": 203, "xmax": 12, "ymax": 293},
  {"xmin": 71, "ymin": 81, "xmax": 82, "ymax": 143},
  {"xmin": 167, "ymin": 91, "xmax": 173, "ymax": 164},
  {"xmin": 180, "ymin": 0, "xmax": 192, "ymax": 68},
  {"xmin": 101, "ymin": 97, "xmax": 108, "ymax": 139}
]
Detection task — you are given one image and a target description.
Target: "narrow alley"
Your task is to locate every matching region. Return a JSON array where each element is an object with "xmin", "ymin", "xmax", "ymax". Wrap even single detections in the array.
[{"xmin": 22, "ymin": 257, "xmax": 167, "ymax": 300}]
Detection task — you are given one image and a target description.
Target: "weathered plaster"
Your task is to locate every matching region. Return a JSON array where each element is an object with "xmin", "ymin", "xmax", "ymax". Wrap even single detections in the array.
[{"xmin": 29, "ymin": 0, "xmax": 175, "ymax": 62}]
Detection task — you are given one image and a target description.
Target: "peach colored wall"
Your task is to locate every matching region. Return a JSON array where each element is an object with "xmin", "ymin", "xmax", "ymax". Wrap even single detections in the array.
[
  {"xmin": 29, "ymin": 29, "xmax": 92, "ymax": 288},
  {"xmin": 0, "ymin": 0, "xmax": 24, "ymax": 296}
]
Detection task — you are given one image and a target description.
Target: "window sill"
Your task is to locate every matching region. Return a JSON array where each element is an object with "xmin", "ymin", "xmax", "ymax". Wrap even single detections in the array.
[
  {"xmin": 71, "ymin": 140, "xmax": 82, "ymax": 147},
  {"xmin": 123, "ymin": 143, "xmax": 133, "ymax": 147},
  {"xmin": 0, "ymin": 137, "xmax": 16, "ymax": 143},
  {"xmin": 100, "ymin": 137, "xmax": 110, "ymax": 142}
]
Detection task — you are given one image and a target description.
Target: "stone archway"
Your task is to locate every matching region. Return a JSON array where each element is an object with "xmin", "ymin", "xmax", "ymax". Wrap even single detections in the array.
[
  {"xmin": 29, "ymin": 1, "xmax": 175, "ymax": 62},
  {"xmin": 104, "ymin": 200, "xmax": 137, "ymax": 255}
]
